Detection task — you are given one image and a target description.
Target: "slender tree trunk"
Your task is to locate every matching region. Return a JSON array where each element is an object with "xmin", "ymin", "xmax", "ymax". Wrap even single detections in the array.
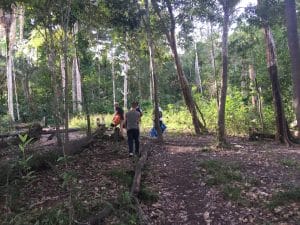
[
  {"xmin": 249, "ymin": 64, "xmax": 264, "ymax": 131},
  {"xmin": 145, "ymin": 0, "xmax": 163, "ymax": 140},
  {"xmin": 262, "ymin": 24, "xmax": 291, "ymax": 144},
  {"xmin": 209, "ymin": 23, "xmax": 219, "ymax": 107},
  {"xmin": 61, "ymin": 1, "xmax": 71, "ymax": 143},
  {"xmin": 248, "ymin": 64, "xmax": 257, "ymax": 107},
  {"xmin": 194, "ymin": 43, "xmax": 203, "ymax": 93},
  {"xmin": 285, "ymin": 0, "xmax": 300, "ymax": 134},
  {"xmin": 71, "ymin": 22, "xmax": 82, "ymax": 114},
  {"xmin": 18, "ymin": 5, "xmax": 24, "ymax": 41},
  {"xmin": 61, "ymin": 55, "xmax": 66, "ymax": 98},
  {"xmin": 217, "ymin": 7, "xmax": 229, "ymax": 146},
  {"xmin": 12, "ymin": 61, "xmax": 20, "ymax": 121},
  {"xmin": 4, "ymin": 9, "xmax": 16, "ymax": 123},
  {"xmin": 46, "ymin": 27, "xmax": 62, "ymax": 146},
  {"xmin": 123, "ymin": 68, "xmax": 128, "ymax": 110},
  {"xmin": 152, "ymin": 0, "xmax": 205, "ymax": 134},
  {"xmin": 75, "ymin": 56, "xmax": 82, "ymax": 112},
  {"xmin": 112, "ymin": 48, "xmax": 116, "ymax": 104},
  {"xmin": 123, "ymin": 51, "xmax": 129, "ymax": 110},
  {"xmin": 72, "ymin": 57, "xmax": 77, "ymax": 113}
]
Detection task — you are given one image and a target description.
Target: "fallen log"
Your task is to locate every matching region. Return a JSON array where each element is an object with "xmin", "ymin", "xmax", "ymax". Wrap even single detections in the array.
[
  {"xmin": 0, "ymin": 127, "xmax": 83, "ymax": 139},
  {"xmin": 130, "ymin": 148, "xmax": 148, "ymax": 195},
  {"xmin": 0, "ymin": 136, "xmax": 92, "ymax": 186}
]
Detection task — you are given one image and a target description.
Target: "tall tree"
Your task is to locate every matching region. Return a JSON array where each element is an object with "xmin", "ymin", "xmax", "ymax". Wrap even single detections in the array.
[
  {"xmin": 285, "ymin": 0, "xmax": 300, "ymax": 134},
  {"xmin": 217, "ymin": 0, "xmax": 240, "ymax": 146},
  {"xmin": 258, "ymin": 0, "xmax": 291, "ymax": 144},
  {"xmin": 194, "ymin": 43, "xmax": 203, "ymax": 93},
  {"xmin": 0, "ymin": 6, "xmax": 16, "ymax": 122},
  {"xmin": 144, "ymin": 0, "xmax": 163, "ymax": 140},
  {"xmin": 152, "ymin": 0, "xmax": 206, "ymax": 135}
]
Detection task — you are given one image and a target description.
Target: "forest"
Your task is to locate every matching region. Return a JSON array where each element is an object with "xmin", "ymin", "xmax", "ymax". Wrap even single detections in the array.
[{"xmin": 0, "ymin": 0, "xmax": 300, "ymax": 224}]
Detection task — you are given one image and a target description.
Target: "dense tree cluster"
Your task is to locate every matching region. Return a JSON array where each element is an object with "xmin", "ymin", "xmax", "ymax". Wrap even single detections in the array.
[{"xmin": 0, "ymin": 0, "xmax": 300, "ymax": 145}]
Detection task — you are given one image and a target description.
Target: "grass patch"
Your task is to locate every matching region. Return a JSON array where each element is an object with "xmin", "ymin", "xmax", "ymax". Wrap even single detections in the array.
[
  {"xmin": 138, "ymin": 187, "xmax": 159, "ymax": 203},
  {"xmin": 269, "ymin": 187, "xmax": 300, "ymax": 208},
  {"xmin": 199, "ymin": 160, "xmax": 242, "ymax": 186},
  {"xmin": 280, "ymin": 159, "xmax": 299, "ymax": 168},
  {"xmin": 108, "ymin": 169, "xmax": 134, "ymax": 188},
  {"xmin": 115, "ymin": 191, "xmax": 138, "ymax": 225},
  {"xmin": 222, "ymin": 185, "xmax": 242, "ymax": 201}
]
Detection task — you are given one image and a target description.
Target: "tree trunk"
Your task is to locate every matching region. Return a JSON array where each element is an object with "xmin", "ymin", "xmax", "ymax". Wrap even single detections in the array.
[
  {"xmin": 72, "ymin": 56, "xmax": 82, "ymax": 113},
  {"xmin": 285, "ymin": 0, "xmax": 300, "ymax": 134},
  {"xmin": 144, "ymin": 0, "xmax": 163, "ymax": 140},
  {"xmin": 72, "ymin": 57, "xmax": 77, "ymax": 113},
  {"xmin": 18, "ymin": 5, "xmax": 24, "ymax": 41},
  {"xmin": 209, "ymin": 23, "xmax": 219, "ymax": 106},
  {"xmin": 4, "ymin": 9, "xmax": 16, "ymax": 123},
  {"xmin": 112, "ymin": 48, "xmax": 116, "ymax": 104},
  {"xmin": 152, "ymin": 0, "xmax": 205, "ymax": 135},
  {"xmin": 12, "ymin": 60, "xmax": 20, "ymax": 121},
  {"xmin": 249, "ymin": 64, "xmax": 264, "ymax": 131},
  {"xmin": 194, "ymin": 43, "xmax": 203, "ymax": 93},
  {"xmin": 123, "ymin": 51, "xmax": 129, "ymax": 110},
  {"xmin": 72, "ymin": 22, "xmax": 82, "ymax": 114},
  {"xmin": 217, "ymin": 7, "xmax": 229, "ymax": 146},
  {"xmin": 46, "ymin": 27, "xmax": 62, "ymax": 146},
  {"xmin": 262, "ymin": 24, "xmax": 291, "ymax": 144}
]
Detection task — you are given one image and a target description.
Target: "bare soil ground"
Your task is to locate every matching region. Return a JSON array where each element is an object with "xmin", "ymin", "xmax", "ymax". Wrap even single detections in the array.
[{"xmin": 0, "ymin": 132, "xmax": 300, "ymax": 225}]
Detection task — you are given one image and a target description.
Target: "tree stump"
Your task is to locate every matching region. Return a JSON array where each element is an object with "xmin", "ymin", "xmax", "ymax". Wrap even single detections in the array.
[{"xmin": 28, "ymin": 123, "xmax": 43, "ymax": 141}]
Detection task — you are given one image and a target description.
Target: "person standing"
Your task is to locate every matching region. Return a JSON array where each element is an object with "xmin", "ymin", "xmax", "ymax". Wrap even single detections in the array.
[
  {"xmin": 125, "ymin": 101, "xmax": 141, "ymax": 157},
  {"xmin": 112, "ymin": 102, "xmax": 124, "ymax": 136}
]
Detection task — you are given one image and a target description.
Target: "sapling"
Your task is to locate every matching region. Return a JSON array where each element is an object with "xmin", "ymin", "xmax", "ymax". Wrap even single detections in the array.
[{"xmin": 18, "ymin": 134, "xmax": 34, "ymax": 177}]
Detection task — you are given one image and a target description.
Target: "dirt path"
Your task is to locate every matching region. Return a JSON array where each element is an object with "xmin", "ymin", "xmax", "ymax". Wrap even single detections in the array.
[
  {"xmin": 142, "ymin": 135, "xmax": 300, "ymax": 225},
  {"xmin": 1, "ymin": 132, "xmax": 300, "ymax": 225}
]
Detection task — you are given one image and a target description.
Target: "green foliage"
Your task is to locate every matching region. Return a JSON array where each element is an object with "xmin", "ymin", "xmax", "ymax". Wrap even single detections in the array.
[
  {"xmin": 199, "ymin": 159, "xmax": 242, "ymax": 186},
  {"xmin": 116, "ymin": 191, "xmax": 138, "ymax": 225},
  {"xmin": 69, "ymin": 114, "xmax": 113, "ymax": 129},
  {"xmin": 269, "ymin": 187, "xmax": 300, "ymax": 208},
  {"xmin": 280, "ymin": 159, "xmax": 299, "ymax": 169},
  {"xmin": 222, "ymin": 185, "xmax": 242, "ymax": 201},
  {"xmin": 138, "ymin": 187, "xmax": 159, "ymax": 203},
  {"xmin": 0, "ymin": 115, "xmax": 10, "ymax": 133},
  {"xmin": 34, "ymin": 207, "xmax": 70, "ymax": 225},
  {"xmin": 109, "ymin": 169, "xmax": 134, "ymax": 188},
  {"xmin": 18, "ymin": 134, "xmax": 34, "ymax": 177}
]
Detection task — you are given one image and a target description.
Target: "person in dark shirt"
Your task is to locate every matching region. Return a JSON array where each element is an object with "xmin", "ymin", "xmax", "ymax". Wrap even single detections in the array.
[{"xmin": 125, "ymin": 101, "xmax": 141, "ymax": 157}]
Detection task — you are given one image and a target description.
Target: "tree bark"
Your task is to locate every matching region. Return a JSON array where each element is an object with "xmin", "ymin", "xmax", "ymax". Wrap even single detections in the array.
[
  {"xmin": 152, "ymin": 0, "xmax": 205, "ymax": 134},
  {"xmin": 46, "ymin": 27, "xmax": 62, "ymax": 146},
  {"xmin": 12, "ymin": 60, "xmax": 20, "ymax": 121},
  {"xmin": 3, "ymin": 8, "xmax": 16, "ymax": 123},
  {"xmin": 262, "ymin": 24, "xmax": 291, "ymax": 145},
  {"xmin": 123, "ymin": 51, "xmax": 129, "ymax": 110},
  {"xmin": 285, "ymin": 0, "xmax": 300, "ymax": 134},
  {"xmin": 144, "ymin": 0, "xmax": 163, "ymax": 140},
  {"xmin": 217, "ymin": 6, "xmax": 229, "ymax": 146},
  {"xmin": 209, "ymin": 23, "xmax": 219, "ymax": 106},
  {"xmin": 194, "ymin": 44, "xmax": 203, "ymax": 93}
]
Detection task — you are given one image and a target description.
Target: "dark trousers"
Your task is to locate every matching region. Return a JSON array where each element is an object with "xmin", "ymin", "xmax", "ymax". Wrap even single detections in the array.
[{"xmin": 127, "ymin": 129, "xmax": 140, "ymax": 154}]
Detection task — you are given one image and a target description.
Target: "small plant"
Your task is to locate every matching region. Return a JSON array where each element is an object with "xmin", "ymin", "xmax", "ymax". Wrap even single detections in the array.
[
  {"xmin": 269, "ymin": 187, "xmax": 300, "ymax": 208},
  {"xmin": 222, "ymin": 185, "xmax": 242, "ymax": 201},
  {"xmin": 18, "ymin": 134, "xmax": 34, "ymax": 177}
]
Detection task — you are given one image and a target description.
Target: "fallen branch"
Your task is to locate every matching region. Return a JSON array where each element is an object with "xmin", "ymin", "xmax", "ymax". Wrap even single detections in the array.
[{"xmin": 130, "ymin": 148, "xmax": 149, "ymax": 195}]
